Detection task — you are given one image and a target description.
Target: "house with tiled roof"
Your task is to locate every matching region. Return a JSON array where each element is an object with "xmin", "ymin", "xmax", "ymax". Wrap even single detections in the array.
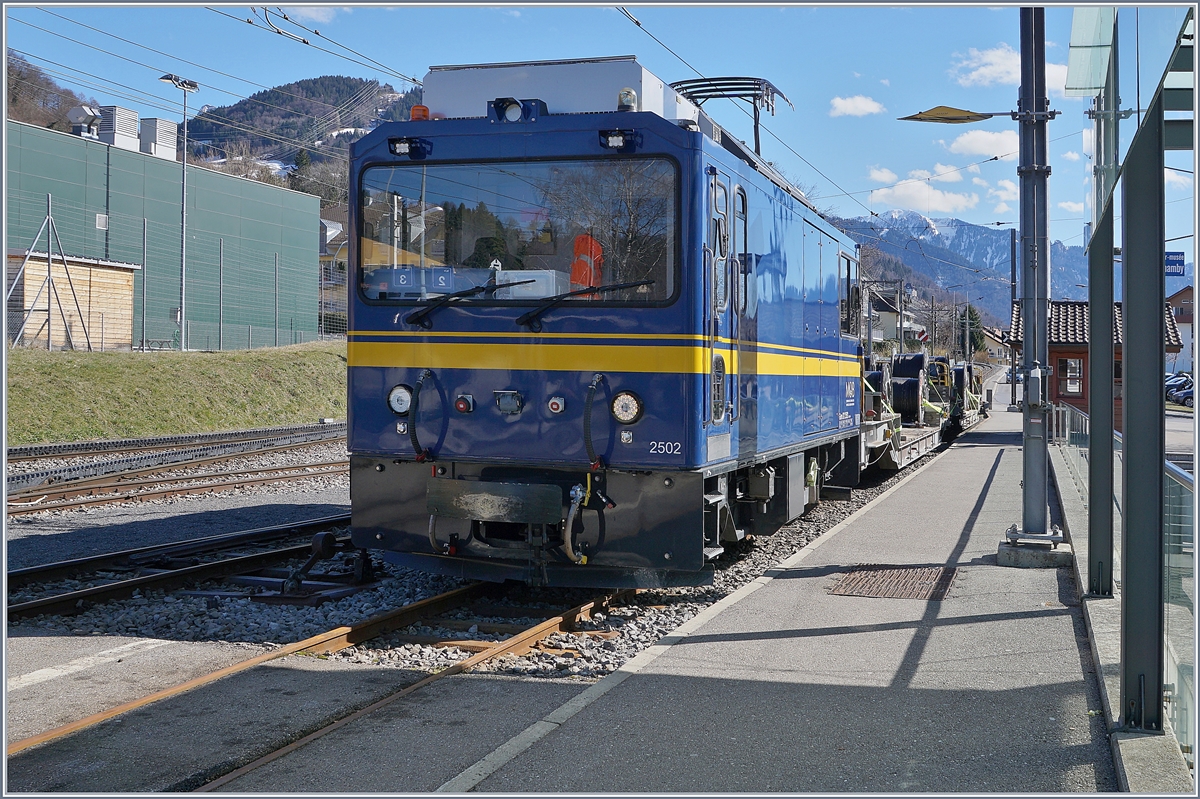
[{"xmin": 1008, "ymin": 300, "xmax": 1183, "ymax": 429}]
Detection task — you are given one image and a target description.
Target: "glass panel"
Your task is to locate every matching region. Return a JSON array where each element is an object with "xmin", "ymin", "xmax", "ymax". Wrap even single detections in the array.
[
  {"xmin": 1089, "ymin": 7, "xmax": 1191, "ymax": 230},
  {"xmin": 358, "ymin": 158, "xmax": 677, "ymax": 304},
  {"xmin": 1163, "ymin": 461, "xmax": 1195, "ymax": 771},
  {"xmin": 1065, "ymin": 6, "xmax": 1116, "ymax": 97}
]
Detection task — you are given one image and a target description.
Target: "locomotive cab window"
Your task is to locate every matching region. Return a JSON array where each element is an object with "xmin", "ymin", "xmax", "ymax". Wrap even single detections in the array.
[
  {"xmin": 358, "ymin": 158, "xmax": 677, "ymax": 304},
  {"xmin": 840, "ymin": 253, "xmax": 857, "ymax": 335}
]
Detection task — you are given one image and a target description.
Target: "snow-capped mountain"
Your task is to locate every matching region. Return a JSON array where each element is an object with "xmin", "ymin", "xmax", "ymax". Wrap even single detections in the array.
[
  {"xmin": 840, "ymin": 208, "xmax": 1192, "ymax": 303},
  {"xmin": 833, "ymin": 210, "xmax": 1099, "ymax": 322}
]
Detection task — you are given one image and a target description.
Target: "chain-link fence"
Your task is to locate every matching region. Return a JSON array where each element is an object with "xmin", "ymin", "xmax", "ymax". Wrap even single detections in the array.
[{"xmin": 319, "ymin": 253, "xmax": 348, "ymax": 339}]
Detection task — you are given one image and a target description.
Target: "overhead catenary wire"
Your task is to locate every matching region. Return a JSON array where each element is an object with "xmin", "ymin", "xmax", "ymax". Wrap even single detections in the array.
[
  {"xmin": 33, "ymin": 8, "xmax": 356, "ymax": 114},
  {"xmin": 267, "ymin": 7, "xmax": 423, "ymax": 88},
  {"xmin": 614, "ymin": 8, "xmax": 1105, "ymax": 298},
  {"xmin": 6, "ymin": 78, "xmax": 351, "ymax": 201},
  {"xmin": 9, "ymin": 15, "xmax": 399, "ymax": 166},
  {"xmin": 207, "ymin": 6, "xmax": 421, "ymax": 87},
  {"xmin": 10, "ymin": 47, "xmax": 354, "ymax": 169},
  {"xmin": 9, "ymin": 15, "xmax": 351, "ymax": 127}
]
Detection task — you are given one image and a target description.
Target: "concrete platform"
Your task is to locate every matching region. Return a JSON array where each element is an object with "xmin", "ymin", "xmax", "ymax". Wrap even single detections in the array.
[{"xmin": 452, "ymin": 410, "xmax": 1119, "ymax": 792}]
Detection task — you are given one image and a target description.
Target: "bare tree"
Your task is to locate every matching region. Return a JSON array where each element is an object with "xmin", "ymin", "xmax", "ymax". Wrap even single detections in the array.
[{"xmin": 6, "ymin": 49, "xmax": 97, "ymax": 131}]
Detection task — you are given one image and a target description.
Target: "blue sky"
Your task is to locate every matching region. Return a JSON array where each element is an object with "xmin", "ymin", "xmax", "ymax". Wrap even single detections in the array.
[{"xmin": 5, "ymin": 4, "xmax": 1194, "ymax": 249}]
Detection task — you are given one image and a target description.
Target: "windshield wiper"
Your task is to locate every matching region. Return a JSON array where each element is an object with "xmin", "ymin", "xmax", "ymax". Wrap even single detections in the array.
[
  {"xmin": 514, "ymin": 280, "xmax": 655, "ymax": 332},
  {"xmin": 404, "ymin": 278, "xmax": 536, "ymax": 329}
]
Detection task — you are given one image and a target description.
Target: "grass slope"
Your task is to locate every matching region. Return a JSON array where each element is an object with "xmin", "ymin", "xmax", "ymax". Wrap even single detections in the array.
[{"xmin": 5, "ymin": 342, "xmax": 347, "ymax": 446}]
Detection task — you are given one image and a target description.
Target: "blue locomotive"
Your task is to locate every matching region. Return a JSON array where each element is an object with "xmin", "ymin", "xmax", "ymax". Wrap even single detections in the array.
[{"xmin": 347, "ymin": 57, "xmax": 871, "ymax": 588}]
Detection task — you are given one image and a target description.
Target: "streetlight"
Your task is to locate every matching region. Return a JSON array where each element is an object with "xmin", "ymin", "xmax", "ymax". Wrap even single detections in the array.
[
  {"xmin": 160, "ymin": 73, "xmax": 199, "ymax": 350},
  {"xmin": 901, "ymin": 8, "xmax": 1059, "ymax": 547}
]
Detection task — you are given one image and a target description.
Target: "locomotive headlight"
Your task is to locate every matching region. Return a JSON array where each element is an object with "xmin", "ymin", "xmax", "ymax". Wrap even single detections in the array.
[
  {"xmin": 387, "ymin": 384, "xmax": 413, "ymax": 415},
  {"xmin": 610, "ymin": 391, "xmax": 643, "ymax": 424}
]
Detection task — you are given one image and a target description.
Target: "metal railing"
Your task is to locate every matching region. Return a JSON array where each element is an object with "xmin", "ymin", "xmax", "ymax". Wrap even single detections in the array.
[{"xmin": 1052, "ymin": 403, "xmax": 1194, "ymax": 769}]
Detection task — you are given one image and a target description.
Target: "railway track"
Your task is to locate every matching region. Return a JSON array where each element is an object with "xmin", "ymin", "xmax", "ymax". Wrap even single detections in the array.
[
  {"xmin": 6, "ymin": 423, "xmax": 347, "ymax": 494},
  {"xmin": 6, "ymin": 459, "xmax": 349, "ymax": 515},
  {"xmin": 6, "ymin": 515, "xmax": 354, "ymax": 619},
  {"xmin": 7, "ymin": 582, "xmax": 631, "ymax": 765},
  {"xmin": 6, "ymin": 422, "xmax": 344, "ymax": 461}
]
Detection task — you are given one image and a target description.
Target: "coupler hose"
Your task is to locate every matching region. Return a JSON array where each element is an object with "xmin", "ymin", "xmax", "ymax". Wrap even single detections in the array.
[
  {"xmin": 410, "ymin": 369, "xmax": 433, "ymax": 462},
  {"xmin": 584, "ymin": 373, "xmax": 604, "ymax": 470},
  {"xmin": 563, "ymin": 484, "xmax": 587, "ymax": 564}
]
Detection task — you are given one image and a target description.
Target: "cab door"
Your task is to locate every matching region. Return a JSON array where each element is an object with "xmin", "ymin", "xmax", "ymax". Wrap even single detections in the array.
[{"xmin": 704, "ymin": 166, "xmax": 734, "ymax": 462}]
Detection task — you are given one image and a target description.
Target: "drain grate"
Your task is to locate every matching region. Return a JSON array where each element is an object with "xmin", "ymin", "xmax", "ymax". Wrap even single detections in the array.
[{"xmin": 829, "ymin": 564, "xmax": 957, "ymax": 600}]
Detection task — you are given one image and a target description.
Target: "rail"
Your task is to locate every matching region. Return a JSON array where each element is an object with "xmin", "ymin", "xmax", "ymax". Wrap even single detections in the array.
[{"xmin": 1051, "ymin": 403, "xmax": 1194, "ymax": 769}]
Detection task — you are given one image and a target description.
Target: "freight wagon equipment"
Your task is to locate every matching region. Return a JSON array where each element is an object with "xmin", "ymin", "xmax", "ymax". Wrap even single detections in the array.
[
  {"xmin": 346, "ymin": 56, "xmax": 968, "ymax": 588},
  {"xmin": 859, "ymin": 352, "xmax": 983, "ymax": 471}
]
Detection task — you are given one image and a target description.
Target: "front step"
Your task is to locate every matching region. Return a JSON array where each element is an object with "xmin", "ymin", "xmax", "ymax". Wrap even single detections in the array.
[
  {"xmin": 703, "ymin": 546, "xmax": 725, "ymax": 561},
  {"xmin": 704, "ymin": 492, "xmax": 726, "ymax": 506}
]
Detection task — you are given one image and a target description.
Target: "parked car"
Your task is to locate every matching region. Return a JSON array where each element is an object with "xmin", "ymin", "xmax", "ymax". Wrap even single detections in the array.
[
  {"xmin": 1165, "ymin": 374, "xmax": 1192, "ymax": 396},
  {"xmin": 1169, "ymin": 386, "xmax": 1194, "ymax": 408}
]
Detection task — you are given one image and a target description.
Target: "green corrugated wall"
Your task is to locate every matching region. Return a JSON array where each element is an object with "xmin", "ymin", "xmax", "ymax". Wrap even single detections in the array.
[{"xmin": 6, "ymin": 120, "xmax": 321, "ymax": 348}]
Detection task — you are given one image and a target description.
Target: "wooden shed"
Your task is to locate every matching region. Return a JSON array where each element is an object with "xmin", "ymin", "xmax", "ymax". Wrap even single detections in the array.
[{"xmin": 6, "ymin": 249, "xmax": 140, "ymax": 350}]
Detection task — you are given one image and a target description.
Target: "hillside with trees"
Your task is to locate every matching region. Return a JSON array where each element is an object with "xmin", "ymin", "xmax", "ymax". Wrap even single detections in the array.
[
  {"xmin": 187, "ymin": 76, "xmax": 421, "ymax": 165},
  {"xmin": 6, "ymin": 49, "xmax": 98, "ymax": 131}
]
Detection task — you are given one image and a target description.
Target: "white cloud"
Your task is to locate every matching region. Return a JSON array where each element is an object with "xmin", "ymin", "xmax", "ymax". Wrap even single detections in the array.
[
  {"xmin": 1045, "ymin": 62, "xmax": 1069, "ymax": 98},
  {"xmin": 853, "ymin": 71, "xmax": 861, "ymax": 78},
  {"xmin": 1082, "ymin": 131, "xmax": 1093, "ymax": 158},
  {"xmin": 1165, "ymin": 169, "xmax": 1194, "ymax": 189},
  {"xmin": 869, "ymin": 167, "xmax": 898, "ymax": 183},
  {"xmin": 1062, "ymin": 150, "xmax": 1081, "ymax": 162},
  {"xmin": 972, "ymin": 177, "xmax": 990, "ymax": 187},
  {"xmin": 967, "ymin": 163, "xmax": 981, "ymax": 174},
  {"xmin": 989, "ymin": 179, "xmax": 1019, "ymax": 202},
  {"xmin": 930, "ymin": 163, "xmax": 963, "ymax": 183},
  {"xmin": 1058, "ymin": 201, "xmax": 1085, "ymax": 214},
  {"xmin": 870, "ymin": 182, "xmax": 979, "ymax": 214},
  {"xmin": 948, "ymin": 129, "xmax": 1019, "ymax": 161},
  {"xmin": 502, "ymin": 9, "xmax": 521, "ymax": 16},
  {"xmin": 907, "ymin": 165, "xmax": 961, "ymax": 183},
  {"xmin": 829, "ymin": 95, "xmax": 885, "ymax": 117},
  {"xmin": 880, "ymin": 78, "xmax": 890, "ymax": 86},
  {"xmin": 280, "ymin": 6, "xmax": 349, "ymax": 24},
  {"xmin": 993, "ymin": 202, "xmax": 1011, "ymax": 214},
  {"xmin": 952, "ymin": 43, "xmax": 1020, "ymax": 87}
]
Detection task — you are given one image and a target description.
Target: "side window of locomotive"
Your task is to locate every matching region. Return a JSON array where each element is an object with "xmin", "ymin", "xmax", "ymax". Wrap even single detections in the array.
[
  {"xmin": 840, "ymin": 254, "xmax": 856, "ymax": 334},
  {"xmin": 734, "ymin": 189, "xmax": 747, "ymax": 315},
  {"xmin": 711, "ymin": 180, "xmax": 729, "ymax": 312}
]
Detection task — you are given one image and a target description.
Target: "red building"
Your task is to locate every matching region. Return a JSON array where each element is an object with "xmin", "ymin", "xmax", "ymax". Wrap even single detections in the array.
[{"xmin": 1008, "ymin": 300, "xmax": 1183, "ymax": 431}]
